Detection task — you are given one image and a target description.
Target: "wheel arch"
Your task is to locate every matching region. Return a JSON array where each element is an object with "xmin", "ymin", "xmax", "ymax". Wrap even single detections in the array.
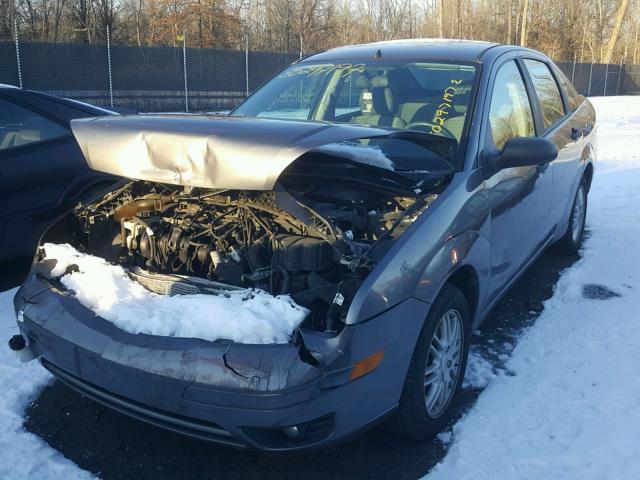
[
  {"xmin": 411, "ymin": 229, "xmax": 490, "ymax": 329},
  {"xmin": 444, "ymin": 264, "xmax": 480, "ymax": 325},
  {"xmin": 583, "ymin": 162, "xmax": 594, "ymax": 192}
]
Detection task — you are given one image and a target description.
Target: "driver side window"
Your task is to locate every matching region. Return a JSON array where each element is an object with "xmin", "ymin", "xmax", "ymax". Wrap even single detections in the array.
[{"xmin": 488, "ymin": 60, "xmax": 535, "ymax": 150}]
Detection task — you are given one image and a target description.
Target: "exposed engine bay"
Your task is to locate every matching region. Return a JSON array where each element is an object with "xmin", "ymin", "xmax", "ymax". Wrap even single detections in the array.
[{"xmin": 43, "ymin": 164, "xmax": 446, "ymax": 334}]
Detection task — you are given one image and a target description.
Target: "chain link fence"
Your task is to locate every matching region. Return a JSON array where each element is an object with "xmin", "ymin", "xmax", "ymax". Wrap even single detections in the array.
[
  {"xmin": 0, "ymin": 40, "xmax": 298, "ymax": 112},
  {"xmin": 556, "ymin": 61, "xmax": 640, "ymax": 96},
  {"xmin": 2, "ymin": 39, "xmax": 640, "ymax": 112}
]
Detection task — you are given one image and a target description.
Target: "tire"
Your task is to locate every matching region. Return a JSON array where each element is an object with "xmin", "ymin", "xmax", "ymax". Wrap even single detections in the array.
[
  {"xmin": 554, "ymin": 178, "xmax": 588, "ymax": 255},
  {"xmin": 389, "ymin": 284, "xmax": 471, "ymax": 440}
]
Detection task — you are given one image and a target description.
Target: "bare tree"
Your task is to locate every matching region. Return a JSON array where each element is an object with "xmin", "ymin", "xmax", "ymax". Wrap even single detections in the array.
[
  {"xmin": 520, "ymin": 0, "xmax": 529, "ymax": 46},
  {"xmin": 70, "ymin": 0, "xmax": 92, "ymax": 43},
  {"xmin": 604, "ymin": 0, "xmax": 630, "ymax": 63},
  {"xmin": 3, "ymin": 0, "xmax": 639, "ymax": 67}
]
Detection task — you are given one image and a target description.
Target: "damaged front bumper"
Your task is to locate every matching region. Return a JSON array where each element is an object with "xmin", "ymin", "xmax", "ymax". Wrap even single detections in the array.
[{"xmin": 12, "ymin": 270, "xmax": 430, "ymax": 452}]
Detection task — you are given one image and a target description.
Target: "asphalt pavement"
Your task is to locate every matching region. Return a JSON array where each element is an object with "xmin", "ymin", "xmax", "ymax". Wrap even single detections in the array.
[{"xmin": 5, "ymin": 247, "xmax": 580, "ymax": 480}]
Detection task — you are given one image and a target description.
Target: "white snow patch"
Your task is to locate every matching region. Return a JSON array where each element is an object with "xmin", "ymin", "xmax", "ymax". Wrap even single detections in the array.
[
  {"xmin": 436, "ymin": 430, "xmax": 453, "ymax": 445},
  {"xmin": 42, "ymin": 243, "xmax": 309, "ymax": 344},
  {"xmin": 316, "ymin": 142, "xmax": 395, "ymax": 170},
  {"xmin": 425, "ymin": 96, "xmax": 640, "ymax": 479},
  {"xmin": 462, "ymin": 348, "xmax": 496, "ymax": 389},
  {"xmin": 0, "ymin": 289, "xmax": 94, "ymax": 480}
]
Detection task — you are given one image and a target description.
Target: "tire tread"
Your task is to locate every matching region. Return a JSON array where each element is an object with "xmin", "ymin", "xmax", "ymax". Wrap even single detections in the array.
[
  {"xmin": 555, "ymin": 177, "xmax": 588, "ymax": 255},
  {"xmin": 388, "ymin": 283, "xmax": 470, "ymax": 440}
]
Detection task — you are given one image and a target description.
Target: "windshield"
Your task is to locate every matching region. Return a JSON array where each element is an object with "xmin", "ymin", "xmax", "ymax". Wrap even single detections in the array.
[{"xmin": 232, "ymin": 61, "xmax": 477, "ymax": 143}]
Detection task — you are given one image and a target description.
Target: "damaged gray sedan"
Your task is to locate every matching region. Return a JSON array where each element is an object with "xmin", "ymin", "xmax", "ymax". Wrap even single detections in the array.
[{"xmin": 10, "ymin": 40, "xmax": 595, "ymax": 451}]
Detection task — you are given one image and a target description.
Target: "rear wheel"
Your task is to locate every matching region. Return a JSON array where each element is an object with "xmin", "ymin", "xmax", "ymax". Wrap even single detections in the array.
[
  {"xmin": 555, "ymin": 178, "xmax": 588, "ymax": 255},
  {"xmin": 390, "ymin": 284, "xmax": 470, "ymax": 440}
]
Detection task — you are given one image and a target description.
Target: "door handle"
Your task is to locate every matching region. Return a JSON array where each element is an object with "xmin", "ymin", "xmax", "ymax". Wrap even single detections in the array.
[{"xmin": 570, "ymin": 127, "xmax": 583, "ymax": 142}]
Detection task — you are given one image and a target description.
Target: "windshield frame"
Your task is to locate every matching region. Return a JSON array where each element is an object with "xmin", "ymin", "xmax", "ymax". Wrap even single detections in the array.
[{"xmin": 231, "ymin": 58, "xmax": 482, "ymax": 171}]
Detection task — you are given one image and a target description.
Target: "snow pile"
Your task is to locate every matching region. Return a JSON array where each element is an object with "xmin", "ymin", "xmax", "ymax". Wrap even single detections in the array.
[
  {"xmin": 316, "ymin": 141, "xmax": 395, "ymax": 170},
  {"xmin": 436, "ymin": 430, "xmax": 453, "ymax": 445},
  {"xmin": 0, "ymin": 289, "xmax": 95, "ymax": 480},
  {"xmin": 462, "ymin": 348, "xmax": 496, "ymax": 389},
  {"xmin": 42, "ymin": 243, "xmax": 309, "ymax": 344},
  {"xmin": 425, "ymin": 96, "xmax": 640, "ymax": 479}
]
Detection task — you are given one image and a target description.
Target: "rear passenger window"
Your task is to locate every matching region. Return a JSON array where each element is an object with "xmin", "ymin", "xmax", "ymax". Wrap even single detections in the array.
[
  {"xmin": 0, "ymin": 99, "xmax": 68, "ymax": 151},
  {"xmin": 488, "ymin": 60, "xmax": 536, "ymax": 150},
  {"xmin": 523, "ymin": 59, "xmax": 565, "ymax": 128},
  {"xmin": 555, "ymin": 69, "xmax": 582, "ymax": 112}
]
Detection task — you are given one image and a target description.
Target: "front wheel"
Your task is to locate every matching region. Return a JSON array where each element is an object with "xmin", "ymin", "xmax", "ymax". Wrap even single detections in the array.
[
  {"xmin": 555, "ymin": 179, "xmax": 588, "ymax": 255},
  {"xmin": 389, "ymin": 284, "xmax": 470, "ymax": 440}
]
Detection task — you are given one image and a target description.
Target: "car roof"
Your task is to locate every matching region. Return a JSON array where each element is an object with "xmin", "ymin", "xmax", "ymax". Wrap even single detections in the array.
[
  {"xmin": 0, "ymin": 87, "xmax": 118, "ymax": 116},
  {"xmin": 303, "ymin": 39, "xmax": 501, "ymax": 64}
]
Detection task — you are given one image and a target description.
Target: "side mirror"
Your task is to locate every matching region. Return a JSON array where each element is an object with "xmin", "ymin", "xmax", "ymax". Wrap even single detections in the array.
[{"xmin": 484, "ymin": 137, "xmax": 558, "ymax": 175}]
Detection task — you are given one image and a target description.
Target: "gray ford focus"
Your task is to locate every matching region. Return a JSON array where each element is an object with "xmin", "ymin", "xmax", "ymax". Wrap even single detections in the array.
[{"xmin": 10, "ymin": 39, "xmax": 595, "ymax": 452}]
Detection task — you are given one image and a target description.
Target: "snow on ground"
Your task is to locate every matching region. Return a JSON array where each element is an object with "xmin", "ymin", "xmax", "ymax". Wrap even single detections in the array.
[
  {"xmin": 0, "ymin": 289, "xmax": 94, "ymax": 480},
  {"xmin": 41, "ymin": 243, "xmax": 309, "ymax": 344},
  {"xmin": 426, "ymin": 96, "xmax": 640, "ymax": 479},
  {"xmin": 462, "ymin": 347, "xmax": 497, "ymax": 389}
]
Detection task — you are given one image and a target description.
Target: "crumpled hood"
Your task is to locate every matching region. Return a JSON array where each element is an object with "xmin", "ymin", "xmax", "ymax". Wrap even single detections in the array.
[{"xmin": 70, "ymin": 115, "xmax": 393, "ymax": 190}]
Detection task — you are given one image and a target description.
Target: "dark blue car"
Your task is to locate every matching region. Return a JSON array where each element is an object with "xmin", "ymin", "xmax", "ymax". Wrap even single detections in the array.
[
  {"xmin": 10, "ymin": 40, "xmax": 595, "ymax": 452},
  {"xmin": 0, "ymin": 85, "xmax": 118, "ymax": 260}
]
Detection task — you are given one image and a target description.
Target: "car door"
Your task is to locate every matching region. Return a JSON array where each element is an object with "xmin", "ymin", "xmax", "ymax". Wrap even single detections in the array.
[
  {"xmin": 520, "ymin": 57, "xmax": 582, "ymax": 233},
  {"xmin": 481, "ymin": 57, "xmax": 553, "ymax": 304},
  {"xmin": 0, "ymin": 97, "xmax": 83, "ymax": 258}
]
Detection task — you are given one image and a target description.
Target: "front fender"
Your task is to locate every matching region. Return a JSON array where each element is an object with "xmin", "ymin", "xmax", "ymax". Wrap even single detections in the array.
[
  {"xmin": 346, "ymin": 170, "xmax": 489, "ymax": 325},
  {"xmin": 413, "ymin": 231, "xmax": 491, "ymax": 324}
]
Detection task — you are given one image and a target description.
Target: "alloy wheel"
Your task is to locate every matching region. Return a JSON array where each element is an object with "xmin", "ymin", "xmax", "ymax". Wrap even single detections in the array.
[
  {"xmin": 571, "ymin": 186, "xmax": 586, "ymax": 244},
  {"xmin": 424, "ymin": 308, "xmax": 464, "ymax": 418}
]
